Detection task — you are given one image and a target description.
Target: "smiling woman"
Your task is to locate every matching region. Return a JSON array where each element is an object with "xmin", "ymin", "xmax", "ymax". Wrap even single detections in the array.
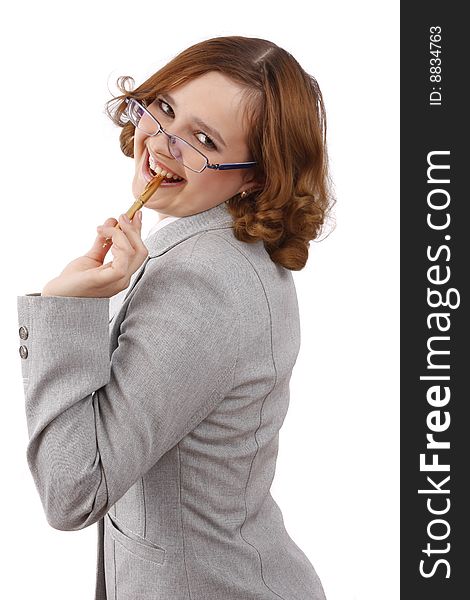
[
  {"xmin": 105, "ymin": 35, "xmax": 336, "ymax": 271},
  {"xmin": 17, "ymin": 34, "xmax": 333, "ymax": 600}
]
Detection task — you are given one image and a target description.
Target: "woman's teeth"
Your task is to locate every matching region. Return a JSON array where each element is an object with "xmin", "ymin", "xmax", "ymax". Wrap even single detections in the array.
[{"xmin": 148, "ymin": 154, "xmax": 184, "ymax": 181}]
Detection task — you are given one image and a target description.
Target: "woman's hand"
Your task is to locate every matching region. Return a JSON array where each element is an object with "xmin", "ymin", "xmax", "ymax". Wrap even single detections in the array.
[{"xmin": 41, "ymin": 212, "xmax": 149, "ymax": 298}]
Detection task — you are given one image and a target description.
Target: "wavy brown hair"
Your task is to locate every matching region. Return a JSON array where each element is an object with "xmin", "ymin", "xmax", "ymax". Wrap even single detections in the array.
[{"xmin": 104, "ymin": 36, "xmax": 336, "ymax": 270}]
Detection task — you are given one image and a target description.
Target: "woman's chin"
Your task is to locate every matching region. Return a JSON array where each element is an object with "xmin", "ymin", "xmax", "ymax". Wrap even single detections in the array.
[{"xmin": 131, "ymin": 175, "xmax": 155, "ymax": 202}]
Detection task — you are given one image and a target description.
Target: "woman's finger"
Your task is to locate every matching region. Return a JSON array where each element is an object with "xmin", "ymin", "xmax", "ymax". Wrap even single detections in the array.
[
  {"xmin": 115, "ymin": 213, "xmax": 148, "ymax": 271},
  {"xmin": 99, "ymin": 224, "xmax": 134, "ymax": 254},
  {"xmin": 89, "ymin": 212, "xmax": 147, "ymax": 293},
  {"xmin": 93, "ymin": 253, "xmax": 131, "ymax": 291},
  {"xmin": 87, "ymin": 219, "xmax": 118, "ymax": 261},
  {"xmin": 117, "ymin": 213, "xmax": 147, "ymax": 255},
  {"xmin": 109, "ymin": 244, "xmax": 131, "ymax": 280}
]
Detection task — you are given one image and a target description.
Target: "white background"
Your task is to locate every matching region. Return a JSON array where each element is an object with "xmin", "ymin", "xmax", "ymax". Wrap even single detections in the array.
[{"xmin": 0, "ymin": 1, "xmax": 399, "ymax": 598}]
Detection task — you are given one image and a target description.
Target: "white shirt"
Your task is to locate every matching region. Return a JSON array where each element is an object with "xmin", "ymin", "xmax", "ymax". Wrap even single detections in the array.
[
  {"xmin": 109, "ymin": 215, "xmax": 180, "ymax": 320},
  {"xmin": 146, "ymin": 214, "xmax": 181, "ymax": 238}
]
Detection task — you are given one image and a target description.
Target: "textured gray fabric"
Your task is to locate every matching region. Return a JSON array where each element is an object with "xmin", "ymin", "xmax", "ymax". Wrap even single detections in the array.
[
  {"xmin": 16, "ymin": 201, "xmax": 327, "ymax": 600},
  {"xmin": 109, "ymin": 215, "xmax": 180, "ymax": 321}
]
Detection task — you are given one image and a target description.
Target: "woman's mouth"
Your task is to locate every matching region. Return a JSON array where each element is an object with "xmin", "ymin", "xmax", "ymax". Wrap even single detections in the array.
[{"xmin": 142, "ymin": 149, "xmax": 187, "ymax": 187}]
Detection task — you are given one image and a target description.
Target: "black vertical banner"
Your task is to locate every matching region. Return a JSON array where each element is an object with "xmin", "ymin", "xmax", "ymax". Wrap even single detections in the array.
[{"xmin": 401, "ymin": 4, "xmax": 468, "ymax": 599}]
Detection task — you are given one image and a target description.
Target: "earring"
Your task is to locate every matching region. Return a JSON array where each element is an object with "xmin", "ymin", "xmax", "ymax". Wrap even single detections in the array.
[{"xmin": 241, "ymin": 187, "xmax": 257, "ymax": 199}]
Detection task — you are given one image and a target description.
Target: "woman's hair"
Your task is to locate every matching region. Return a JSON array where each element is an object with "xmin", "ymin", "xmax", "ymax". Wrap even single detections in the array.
[{"xmin": 105, "ymin": 36, "xmax": 336, "ymax": 271}]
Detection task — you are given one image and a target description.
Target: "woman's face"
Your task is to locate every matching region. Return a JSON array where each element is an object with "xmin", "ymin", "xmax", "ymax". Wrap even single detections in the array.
[{"xmin": 132, "ymin": 71, "xmax": 259, "ymax": 219}]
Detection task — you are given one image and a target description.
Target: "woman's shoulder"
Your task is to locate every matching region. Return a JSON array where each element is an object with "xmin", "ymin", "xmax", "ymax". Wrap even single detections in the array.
[
  {"xmin": 141, "ymin": 227, "xmax": 294, "ymax": 305},
  {"xmin": 150, "ymin": 229, "xmax": 265, "ymax": 278}
]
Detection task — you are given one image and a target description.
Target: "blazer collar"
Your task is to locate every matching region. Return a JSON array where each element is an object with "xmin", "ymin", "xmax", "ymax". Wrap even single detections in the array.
[{"xmin": 144, "ymin": 201, "xmax": 234, "ymax": 258}]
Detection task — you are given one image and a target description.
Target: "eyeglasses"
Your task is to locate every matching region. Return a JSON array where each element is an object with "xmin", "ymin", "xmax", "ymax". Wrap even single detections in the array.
[{"xmin": 124, "ymin": 97, "xmax": 258, "ymax": 174}]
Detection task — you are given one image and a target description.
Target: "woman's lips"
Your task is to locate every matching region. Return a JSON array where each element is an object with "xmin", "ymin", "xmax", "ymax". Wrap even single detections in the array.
[{"xmin": 142, "ymin": 148, "xmax": 186, "ymax": 186}]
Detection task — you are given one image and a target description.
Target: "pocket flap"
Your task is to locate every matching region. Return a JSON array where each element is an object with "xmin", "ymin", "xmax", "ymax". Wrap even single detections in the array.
[{"xmin": 106, "ymin": 512, "xmax": 165, "ymax": 565}]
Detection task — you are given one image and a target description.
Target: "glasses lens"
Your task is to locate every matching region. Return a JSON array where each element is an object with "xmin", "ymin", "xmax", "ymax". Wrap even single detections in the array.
[
  {"xmin": 168, "ymin": 136, "xmax": 207, "ymax": 172},
  {"xmin": 127, "ymin": 100, "xmax": 207, "ymax": 172},
  {"xmin": 127, "ymin": 100, "xmax": 160, "ymax": 136}
]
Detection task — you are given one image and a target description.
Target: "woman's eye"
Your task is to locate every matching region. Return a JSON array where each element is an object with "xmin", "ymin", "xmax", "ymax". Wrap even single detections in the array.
[
  {"xmin": 157, "ymin": 98, "xmax": 174, "ymax": 116},
  {"xmin": 157, "ymin": 98, "xmax": 218, "ymax": 150},
  {"xmin": 195, "ymin": 132, "xmax": 217, "ymax": 150}
]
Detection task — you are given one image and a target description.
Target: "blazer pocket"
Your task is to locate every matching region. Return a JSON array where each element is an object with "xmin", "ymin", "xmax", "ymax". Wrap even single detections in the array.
[{"xmin": 106, "ymin": 512, "xmax": 166, "ymax": 565}]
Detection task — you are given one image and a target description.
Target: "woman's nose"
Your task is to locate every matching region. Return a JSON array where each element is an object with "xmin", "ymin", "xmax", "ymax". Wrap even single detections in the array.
[{"xmin": 146, "ymin": 134, "xmax": 170, "ymax": 157}]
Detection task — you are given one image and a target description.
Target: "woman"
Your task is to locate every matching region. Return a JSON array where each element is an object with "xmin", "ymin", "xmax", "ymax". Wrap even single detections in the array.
[{"xmin": 16, "ymin": 36, "xmax": 334, "ymax": 600}]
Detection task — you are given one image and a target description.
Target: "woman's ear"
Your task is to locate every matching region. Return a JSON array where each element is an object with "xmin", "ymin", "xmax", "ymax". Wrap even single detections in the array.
[{"xmin": 239, "ymin": 174, "xmax": 265, "ymax": 195}]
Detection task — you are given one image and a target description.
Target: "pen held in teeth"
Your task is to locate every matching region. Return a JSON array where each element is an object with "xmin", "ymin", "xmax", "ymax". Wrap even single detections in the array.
[
  {"xmin": 149, "ymin": 157, "xmax": 184, "ymax": 181},
  {"xmin": 101, "ymin": 173, "xmax": 165, "ymax": 248}
]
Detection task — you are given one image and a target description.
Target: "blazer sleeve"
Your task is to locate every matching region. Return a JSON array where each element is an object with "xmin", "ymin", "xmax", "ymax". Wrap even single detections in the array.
[{"xmin": 16, "ymin": 252, "xmax": 240, "ymax": 531}]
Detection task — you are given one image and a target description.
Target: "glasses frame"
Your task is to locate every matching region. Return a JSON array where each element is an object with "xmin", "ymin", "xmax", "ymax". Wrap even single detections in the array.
[{"xmin": 124, "ymin": 97, "xmax": 258, "ymax": 173}]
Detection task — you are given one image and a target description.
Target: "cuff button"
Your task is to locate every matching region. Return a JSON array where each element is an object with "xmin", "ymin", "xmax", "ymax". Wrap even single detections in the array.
[
  {"xmin": 19, "ymin": 345, "xmax": 28, "ymax": 359},
  {"xmin": 19, "ymin": 326, "xmax": 29, "ymax": 340}
]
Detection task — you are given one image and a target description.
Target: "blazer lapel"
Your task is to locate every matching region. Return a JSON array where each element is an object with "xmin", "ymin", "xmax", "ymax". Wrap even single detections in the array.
[
  {"xmin": 144, "ymin": 201, "xmax": 233, "ymax": 258},
  {"xmin": 108, "ymin": 201, "xmax": 234, "ymax": 326}
]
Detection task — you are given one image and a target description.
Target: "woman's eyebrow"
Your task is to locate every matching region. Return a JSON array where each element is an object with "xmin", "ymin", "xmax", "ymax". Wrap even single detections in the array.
[{"xmin": 162, "ymin": 93, "xmax": 227, "ymax": 149}]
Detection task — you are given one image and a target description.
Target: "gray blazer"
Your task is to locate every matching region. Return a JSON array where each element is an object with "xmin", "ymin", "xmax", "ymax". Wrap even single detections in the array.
[{"xmin": 17, "ymin": 201, "xmax": 326, "ymax": 600}]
